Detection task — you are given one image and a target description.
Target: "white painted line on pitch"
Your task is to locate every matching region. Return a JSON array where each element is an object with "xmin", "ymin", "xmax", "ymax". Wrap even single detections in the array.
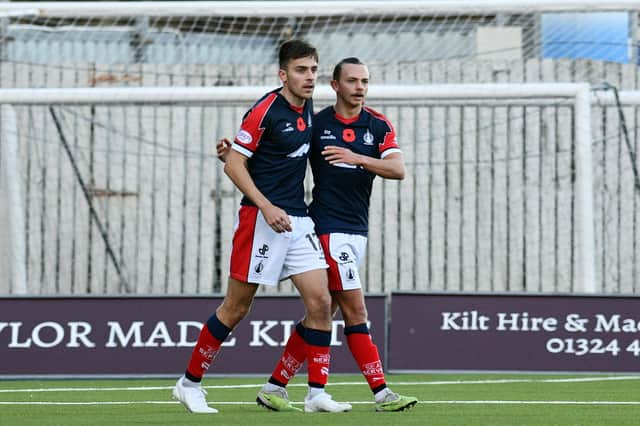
[
  {"xmin": 0, "ymin": 400, "xmax": 639, "ymax": 406},
  {"xmin": 1, "ymin": 375, "xmax": 639, "ymax": 394}
]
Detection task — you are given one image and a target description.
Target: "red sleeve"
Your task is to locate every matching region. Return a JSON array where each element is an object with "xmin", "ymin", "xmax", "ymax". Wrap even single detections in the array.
[
  {"xmin": 364, "ymin": 106, "xmax": 400, "ymax": 156},
  {"xmin": 234, "ymin": 92, "xmax": 278, "ymax": 154},
  {"xmin": 379, "ymin": 121, "xmax": 399, "ymax": 156}
]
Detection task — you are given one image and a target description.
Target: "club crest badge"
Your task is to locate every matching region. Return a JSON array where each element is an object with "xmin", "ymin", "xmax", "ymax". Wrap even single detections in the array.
[{"xmin": 363, "ymin": 129, "xmax": 374, "ymax": 145}]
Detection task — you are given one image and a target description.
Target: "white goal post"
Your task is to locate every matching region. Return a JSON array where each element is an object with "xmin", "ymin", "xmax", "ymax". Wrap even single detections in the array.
[{"xmin": 0, "ymin": 83, "xmax": 598, "ymax": 294}]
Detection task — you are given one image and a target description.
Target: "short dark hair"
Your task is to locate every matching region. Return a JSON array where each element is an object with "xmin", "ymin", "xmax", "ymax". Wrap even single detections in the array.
[
  {"xmin": 332, "ymin": 57, "xmax": 365, "ymax": 81},
  {"xmin": 278, "ymin": 39, "xmax": 318, "ymax": 69}
]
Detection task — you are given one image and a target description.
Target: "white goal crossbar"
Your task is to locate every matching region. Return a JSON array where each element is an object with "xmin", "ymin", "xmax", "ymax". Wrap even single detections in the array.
[{"xmin": 0, "ymin": 83, "xmax": 595, "ymax": 104}]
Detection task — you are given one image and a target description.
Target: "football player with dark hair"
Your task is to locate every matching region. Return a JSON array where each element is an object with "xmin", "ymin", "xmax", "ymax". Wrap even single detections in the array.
[{"xmin": 173, "ymin": 40, "xmax": 351, "ymax": 414}]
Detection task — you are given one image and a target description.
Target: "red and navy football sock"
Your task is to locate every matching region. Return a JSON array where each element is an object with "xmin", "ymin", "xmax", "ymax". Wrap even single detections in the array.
[
  {"xmin": 268, "ymin": 322, "xmax": 307, "ymax": 387},
  {"xmin": 184, "ymin": 313, "xmax": 231, "ymax": 382},
  {"xmin": 345, "ymin": 323, "xmax": 387, "ymax": 394},
  {"xmin": 304, "ymin": 327, "xmax": 331, "ymax": 389}
]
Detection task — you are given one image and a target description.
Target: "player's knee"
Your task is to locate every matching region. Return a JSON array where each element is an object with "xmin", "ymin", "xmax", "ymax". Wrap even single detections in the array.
[
  {"xmin": 342, "ymin": 304, "xmax": 368, "ymax": 326},
  {"xmin": 318, "ymin": 292, "xmax": 333, "ymax": 315},
  {"xmin": 304, "ymin": 292, "xmax": 332, "ymax": 320},
  {"xmin": 218, "ymin": 299, "xmax": 251, "ymax": 326},
  {"xmin": 234, "ymin": 303, "xmax": 251, "ymax": 321}
]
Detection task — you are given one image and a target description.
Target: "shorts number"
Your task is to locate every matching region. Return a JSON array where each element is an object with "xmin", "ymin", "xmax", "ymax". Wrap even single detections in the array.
[{"xmin": 305, "ymin": 233, "xmax": 319, "ymax": 251}]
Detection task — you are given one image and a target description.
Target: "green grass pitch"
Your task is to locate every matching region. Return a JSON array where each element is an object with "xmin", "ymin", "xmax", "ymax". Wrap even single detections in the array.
[{"xmin": 1, "ymin": 373, "xmax": 639, "ymax": 425}]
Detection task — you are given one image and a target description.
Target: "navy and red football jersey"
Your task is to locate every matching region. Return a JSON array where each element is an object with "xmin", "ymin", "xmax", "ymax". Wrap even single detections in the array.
[
  {"xmin": 309, "ymin": 106, "xmax": 401, "ymax": 235},
  {"xmin": 232, "ymin": 88, "xmax": 314, "ymax": 216}
]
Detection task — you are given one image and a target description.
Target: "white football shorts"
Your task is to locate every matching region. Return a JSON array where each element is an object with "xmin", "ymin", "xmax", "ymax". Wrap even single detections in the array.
[
  {"xmin": 229, "ymin": 205, "xmax": 328, "ymax": 286},
  {"xmin": 319, "ymin": 233, "xmax": 367, "ymax": 291}
]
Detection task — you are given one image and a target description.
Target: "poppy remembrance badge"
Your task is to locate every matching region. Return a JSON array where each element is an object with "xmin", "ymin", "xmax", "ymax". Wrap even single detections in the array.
[
  {"xmin": 342, "ymin": 128, "xmax": 356, "ymax": 142},
  {"xmin": 297, "ymin": 117, "xmax": 306, "ymax": 131}
]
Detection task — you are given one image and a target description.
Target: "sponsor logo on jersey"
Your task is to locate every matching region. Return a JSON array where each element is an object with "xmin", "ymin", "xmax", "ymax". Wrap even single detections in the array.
[
  {"xmin": 333, "ymin": 162, "xmax": 357, "ymax": 169},
  {"xmin": 339, "ymin": 252, "xmax": 350, "ymax": 262},
  {"xmin": 297, "ymin": 116, "xmax": 307, "ymax": 131},
  {"xmin": 363, "ymin": 129, "xmax": 374, "ymax": 145},
  {"xmin": 320, "ymin": 366, "xmax": 330, "ymax": 376},
  {"xmin": 287, "ymin": 142, "xmax": 310, "ymax": 158},
  {"xmin": 282, "ymin": 122, "xmax": 294, "ymax": 132},
  {"xmin": 258, "ymin": 244, "xmax": 269, "ymax": 256},
  {"xmin": 236, "ymin": 129, "xmax": 253, "ymax": 144},
  {"xmin": 320, "ymin": 129, "xmax": 336, "ymax": 140},
  {"xmin": 342, "ymin": 128, "xmax": 356, "ymax": 143}
]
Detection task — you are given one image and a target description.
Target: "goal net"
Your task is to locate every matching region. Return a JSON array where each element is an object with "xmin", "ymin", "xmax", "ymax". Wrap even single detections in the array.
[{"xmin": 0, "ymin": 1, "xmax": 638, "ymax": 84}]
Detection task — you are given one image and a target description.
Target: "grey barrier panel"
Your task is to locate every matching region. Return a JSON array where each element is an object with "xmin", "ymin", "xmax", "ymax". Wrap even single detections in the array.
[
  {"xmin": 389, "ymin": 293, "xmax": 640, "ymax": 372},
  {"xmin": 0, "ymin": 296, "xmax": 385, "ymax": 376}
]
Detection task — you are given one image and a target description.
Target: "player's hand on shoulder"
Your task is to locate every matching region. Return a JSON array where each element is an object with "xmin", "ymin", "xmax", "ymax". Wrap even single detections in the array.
[
  {"xmin": 260, "ymin": 204, "xmax": 292, "ymax": 233},
  {"xmin": 217, "ymin": 138, "xmax": 231, "ymax": 163}
]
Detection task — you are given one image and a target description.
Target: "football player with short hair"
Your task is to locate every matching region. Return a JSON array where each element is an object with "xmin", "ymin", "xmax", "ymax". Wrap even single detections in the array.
[{"xmin": 173, "ymin": 39, "xmax": 351, "ymax": 414}]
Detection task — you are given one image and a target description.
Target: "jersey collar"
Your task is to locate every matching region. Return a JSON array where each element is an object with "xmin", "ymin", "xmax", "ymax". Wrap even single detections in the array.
[{"xmin": 333, "ymin": 108, "xmax": 361, "ymax": 125}]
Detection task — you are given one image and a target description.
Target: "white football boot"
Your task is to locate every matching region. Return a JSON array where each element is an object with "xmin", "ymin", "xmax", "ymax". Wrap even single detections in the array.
[
  {"xmin": 304, "ymin": 391, "xmax": 352, "ymax": 413},
  {"xmin": 172, "ymin": 375, "xmax": 218, "ymax": 413}
]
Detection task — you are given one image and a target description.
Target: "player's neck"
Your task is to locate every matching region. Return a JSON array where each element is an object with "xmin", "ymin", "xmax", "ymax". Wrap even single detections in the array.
[
  {"xmin": 333, "ymin": 103, "xmax": 362, "ymax": 119},
  {"xmin": 280, "ymin": 86, "xmax": 306, "ymax": 108}
]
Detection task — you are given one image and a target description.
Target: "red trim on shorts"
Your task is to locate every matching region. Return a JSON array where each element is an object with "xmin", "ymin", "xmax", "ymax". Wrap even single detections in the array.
[
  {"xmin": 230, "ymin": 206, "xmax": 259, "ymax": 282},
  {"xmin": 319, "ymin": 234, "xmax": 343, "ymax": 291}
]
